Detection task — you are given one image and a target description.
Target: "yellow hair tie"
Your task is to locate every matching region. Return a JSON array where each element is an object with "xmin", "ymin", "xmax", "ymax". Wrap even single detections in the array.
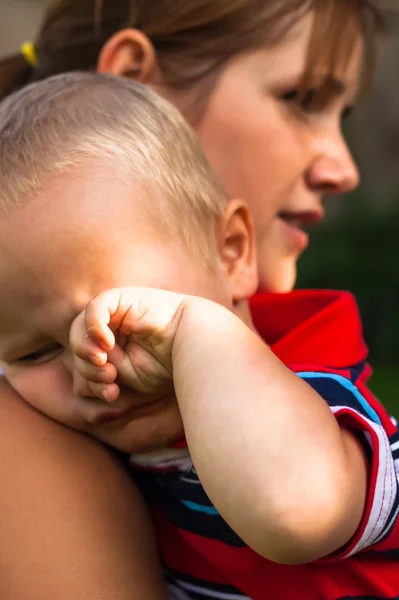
[{"xmin": 20, "ymin": 42, "xmax": 37, "ymax": 67}]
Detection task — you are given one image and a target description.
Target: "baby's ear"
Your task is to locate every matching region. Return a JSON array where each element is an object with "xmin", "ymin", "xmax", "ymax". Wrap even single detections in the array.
[{"xmin": 217, "ymin": 199, "xmax": 259, "ymax": 303}]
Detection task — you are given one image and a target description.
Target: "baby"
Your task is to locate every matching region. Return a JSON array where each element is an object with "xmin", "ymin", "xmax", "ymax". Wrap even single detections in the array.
[{"xmin": 0, "ymin": 73, "xmax": 398, "ymax": 599}]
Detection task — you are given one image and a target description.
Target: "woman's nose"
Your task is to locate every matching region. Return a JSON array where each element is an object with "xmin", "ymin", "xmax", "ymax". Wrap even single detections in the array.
[{"xmin": 306, "ymin": 132, "xmax": 360, "ymax": 195}]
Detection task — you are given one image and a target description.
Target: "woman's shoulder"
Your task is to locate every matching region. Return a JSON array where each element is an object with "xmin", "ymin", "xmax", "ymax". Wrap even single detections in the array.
[
  {"xmin": 0, "ymin": 376, "xmax": 167, "ymax": 599},
  {"xmin": 0, "ymin": 374, "xmax": 101, "ymax": 454}
]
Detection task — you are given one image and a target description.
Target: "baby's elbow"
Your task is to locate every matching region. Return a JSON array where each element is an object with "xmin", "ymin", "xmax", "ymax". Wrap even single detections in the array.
[{"xmin": 244, "ymin": 489, "xmax": 353, "ymax": 565}]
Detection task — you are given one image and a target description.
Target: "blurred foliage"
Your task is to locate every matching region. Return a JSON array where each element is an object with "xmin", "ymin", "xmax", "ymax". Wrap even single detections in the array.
[
  {"xmin": 370, "ymin": 367, "xmax": 399, "ymax": 417},
  {"xmin": 297, "ymin": 195, "xmax": 399, "ymax": 413}
]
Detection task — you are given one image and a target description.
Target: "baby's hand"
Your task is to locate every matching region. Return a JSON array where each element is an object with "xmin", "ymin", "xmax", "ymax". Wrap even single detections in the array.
[{"xmin": 70, "ymin": 287, "xmax": 187, "ymax": 403}]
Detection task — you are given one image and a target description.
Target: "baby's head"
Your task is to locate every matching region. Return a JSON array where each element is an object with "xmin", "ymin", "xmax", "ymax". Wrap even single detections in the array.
[{"xmin": 0, "ymin": 73, "xmax": 257, "ymax": 452}]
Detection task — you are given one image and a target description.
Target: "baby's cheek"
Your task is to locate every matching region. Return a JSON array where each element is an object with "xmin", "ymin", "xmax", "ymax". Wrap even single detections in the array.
[
  {"xmin": 4, "ymin": 366, "xmax": 50, "ymax": 414},
  {"xmin": 7, "ymin": 362, "xmax": 80, "ymax": 430}
]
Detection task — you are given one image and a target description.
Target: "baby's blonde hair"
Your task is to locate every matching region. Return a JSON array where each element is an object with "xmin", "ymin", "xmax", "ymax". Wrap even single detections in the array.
[{"xmin": 0, "ymin": 72, "xmax": 227, "ymax": 261}]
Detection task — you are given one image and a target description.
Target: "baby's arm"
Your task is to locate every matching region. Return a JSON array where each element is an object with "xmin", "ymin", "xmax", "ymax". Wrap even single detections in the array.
[
  {"xmin": 171, "ymin": 297, "xmax": 368, "ymax": 564},
  {"xmin": 71, "ymin": 287, "xmax": 368, "ymax": 564}
]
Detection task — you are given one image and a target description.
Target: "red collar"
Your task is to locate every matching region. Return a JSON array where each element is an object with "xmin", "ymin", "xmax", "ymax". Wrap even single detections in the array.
[{"xmin": 250, "ymin": 290, "xmax": 368, "ymax": 368}]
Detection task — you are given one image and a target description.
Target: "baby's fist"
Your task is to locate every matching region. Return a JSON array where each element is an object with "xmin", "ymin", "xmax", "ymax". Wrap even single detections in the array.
[{"xmin": 70, "ymin": 287, "xmax": 187, "ymax": 402}]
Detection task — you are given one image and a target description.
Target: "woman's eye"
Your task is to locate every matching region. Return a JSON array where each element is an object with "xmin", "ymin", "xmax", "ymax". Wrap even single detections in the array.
[
  {"xmin": 299, "ymin": 89, "xmax": 317, "ymax": 110},
  {"xmin": 282, "ymin": 88, "xmax": 355, "ymax": 123},
  {"xmin": 282, "ymin": 90, "xmax": 298, "ymax": 102},
  {"xmin": 16, "ymin": 344, "xmax": 64, "ymax": 365},
  {"xmin": 282, "ymin": 88, "xmax": 317, "ymax": 112}
]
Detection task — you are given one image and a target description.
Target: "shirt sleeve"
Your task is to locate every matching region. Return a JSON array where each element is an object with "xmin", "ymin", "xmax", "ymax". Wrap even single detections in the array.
[{"xmin": 294, "ymin": 365, "xmax": 399, "ymax": 558}]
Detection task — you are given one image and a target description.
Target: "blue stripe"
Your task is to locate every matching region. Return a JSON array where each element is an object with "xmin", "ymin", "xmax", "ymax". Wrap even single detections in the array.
[
  {"xmin": 297, "ymin": 371, "xmax": 382, "ymax": 426},
  {"xmin": 182, "ymin": 501, "xmax": 219, "ymax": 515}
]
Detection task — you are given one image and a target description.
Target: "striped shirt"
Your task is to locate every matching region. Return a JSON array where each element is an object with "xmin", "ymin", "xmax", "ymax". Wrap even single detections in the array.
[{"xmin": 132, "ymin": 290, "xmax": 399, "ymax": 600}]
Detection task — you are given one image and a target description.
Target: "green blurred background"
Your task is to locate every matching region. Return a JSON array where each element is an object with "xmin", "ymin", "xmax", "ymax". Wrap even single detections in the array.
[
  {"xmin": 1, "ymin": 0, "xmax": 398, "ymax": 414},
  {"xmin": 297, "ymin": 2, "xmax": 399, "ymax": 415},
  {"xmin": 297, "ymin": 197, "xmax": 399, "ymax": 416}
]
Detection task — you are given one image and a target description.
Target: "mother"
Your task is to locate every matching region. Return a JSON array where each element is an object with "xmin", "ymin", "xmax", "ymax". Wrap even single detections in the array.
[{"xmin": 0, "ymin": 1, "xmax": 382, "ymax": 598}]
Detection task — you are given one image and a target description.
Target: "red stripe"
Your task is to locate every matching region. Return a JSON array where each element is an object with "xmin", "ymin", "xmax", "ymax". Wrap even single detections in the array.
[{"xmin": 157, "ymin": 514, "xmax": 399, "ymax": 598}]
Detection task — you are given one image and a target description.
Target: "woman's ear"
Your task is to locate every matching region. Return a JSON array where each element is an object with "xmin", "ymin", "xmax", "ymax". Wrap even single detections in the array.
[
  {"xmin": 97, "ymin": 29, "xmax": 158, "ymax": 83},
  {"xmin": 218, "ymin": 199, "xmax": 259, "ymax": 304}
]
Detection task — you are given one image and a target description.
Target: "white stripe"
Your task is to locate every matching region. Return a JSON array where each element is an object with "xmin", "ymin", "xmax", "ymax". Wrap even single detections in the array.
[
  {"xmin": 180, "ymin": 475, "xmax": 202, "ymax": 485},
  {"xmin": 374, "ymin": 502, "xmax": 399, "ymax": 545},
  {"xmin": 167, "ymin": 583, "xmax": 194, "ymax": 600},
  {"xmin": 330, "ymin": 406, "xmax": 397, "ymax": 555},
  {"xmin": 174, "ymin": 578, "xmax": 250, "ymax": 600},
  {"xmin": 349, "ymin": 418, "xmax": 395, "ymax": 554},
  {"xmin": 130, "ymin": 448, "xmax": 192, "ymax": 471},
  {"xmin": 390, "ymin": 440, "xmax": 399, "ymax": 452}
]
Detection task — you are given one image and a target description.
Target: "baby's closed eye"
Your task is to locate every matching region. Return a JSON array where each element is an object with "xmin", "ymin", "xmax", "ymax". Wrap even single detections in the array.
[{"xmin": 15, "ymin": 343, "xmax": 64, "ymax": 366}]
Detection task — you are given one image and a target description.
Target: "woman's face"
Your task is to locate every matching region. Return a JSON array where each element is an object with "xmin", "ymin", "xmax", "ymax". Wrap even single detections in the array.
[
  {"xmin": 188, "ymin": 15, "xmax": 362, "ymax": 292},
  {"xmin": 101, "ymin": 13, "xmax": 363, "ymax": 292}
]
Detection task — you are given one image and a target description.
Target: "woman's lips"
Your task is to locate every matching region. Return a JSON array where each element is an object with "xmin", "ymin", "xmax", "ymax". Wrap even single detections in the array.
[
  {"xmin": 279, "ymin": 218, "xmax": 309, "ymax": 251},
  {"xmin": 278, "ymin": 209, "xmax": 325, "ymax": 227},
  {"xmin": 277, "ymin": 209, "xmax": 324, "ymax": 251}
]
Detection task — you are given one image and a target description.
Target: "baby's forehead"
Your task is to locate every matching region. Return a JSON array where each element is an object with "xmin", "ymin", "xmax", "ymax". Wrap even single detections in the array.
[
  {"xmin": 2, "ymin": 163, "xmax": 148, "ymax": 241},
  {"xmin": 0, "ymin": 174, "xmax": 173, "ymax": 305},
  {"xmin": 0, "ymin": 180, "xmax": 125, "ymax": 287}
]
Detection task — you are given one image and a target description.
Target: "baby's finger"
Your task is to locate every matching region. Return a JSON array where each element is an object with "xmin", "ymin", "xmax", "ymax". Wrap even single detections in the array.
[
  {"xmin": 88, "ymin": 381, "xmax": 121, "ymax": 404},
  {"xmin": 86, "ymin": 322, "xmax": 115, "ymax": 353},
  {"xmin": 73, "ymin": 370, "xmax": 94, "ymax": 398},
  {"xmin": 74, "ymin": 356, "xmax": 117, "ymax": 385},
  {"xmin": 76, "ymin": 338, "xmax": 107, "ymax": 367},
  {"xmin": 85, "ymin": 292, "xmax": 122, "ymax": 350},
  {"xmin": 70, "ymin": 313, "xmax": 108, "ymax": 365}
]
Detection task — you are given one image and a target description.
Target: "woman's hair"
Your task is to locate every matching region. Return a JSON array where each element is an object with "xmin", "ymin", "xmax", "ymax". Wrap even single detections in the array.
[{"xmin": 0, "ymin": 0, "xmax": 383, "ymax": 101}]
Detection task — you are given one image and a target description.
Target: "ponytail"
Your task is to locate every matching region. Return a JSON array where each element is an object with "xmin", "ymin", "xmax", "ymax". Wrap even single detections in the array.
[{"xmin": 0, "ymin": 43, "xmax": 37, "ymax": 100}]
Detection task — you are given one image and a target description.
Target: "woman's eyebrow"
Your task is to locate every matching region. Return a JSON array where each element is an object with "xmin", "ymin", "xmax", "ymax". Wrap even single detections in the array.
[
  {"xmin": 328, "ymin": 76, "xmax": 346, "ymax": 94},
  {"xmin": 308, "ymin": 73, "xmax": 358, "ymax": 102},
  {"xmin": 310, "ymin": 73, "xmax": 346, "ymax": 94}
]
